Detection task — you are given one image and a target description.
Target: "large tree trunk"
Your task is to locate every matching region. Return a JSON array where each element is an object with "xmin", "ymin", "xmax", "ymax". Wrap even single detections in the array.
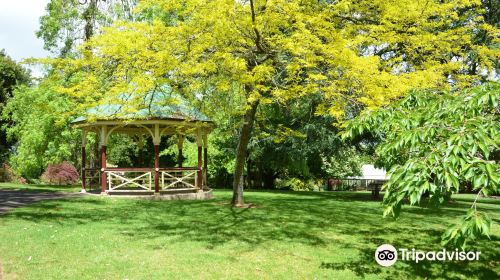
[{"xmin": 232, "ymin": 100, "xmax": 259, "ymax": 206}]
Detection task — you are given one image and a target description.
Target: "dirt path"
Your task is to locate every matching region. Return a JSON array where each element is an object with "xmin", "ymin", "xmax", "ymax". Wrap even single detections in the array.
[{"xmin": 0, "ymin": 190, "xmax": 78, "ymax": 214}]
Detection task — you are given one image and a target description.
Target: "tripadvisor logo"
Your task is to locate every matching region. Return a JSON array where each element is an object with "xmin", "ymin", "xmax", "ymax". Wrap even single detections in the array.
[
  {"xmin": 375, "ymin": 244, "xmax": 481, "ymax": 267},
  {"xmin": 375, "ymin": 244, "xmax": 398, "ymax": 267}
]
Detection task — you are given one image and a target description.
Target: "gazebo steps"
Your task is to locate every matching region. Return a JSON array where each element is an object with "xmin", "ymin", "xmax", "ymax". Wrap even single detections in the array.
[
  {"xmin": 106, "ymin": 188, "xmax": 201, "ymax": 195},
  {"xmin": 107, "ymin": 190, "xmax": 155, "ymax": 195},
  {"xmin": 160, "ymin": 188, "xmax": 198, "ymax": 194},
  {"xmin": 98, "ymin": 188, "xmax": 213, "ymax": 200}
]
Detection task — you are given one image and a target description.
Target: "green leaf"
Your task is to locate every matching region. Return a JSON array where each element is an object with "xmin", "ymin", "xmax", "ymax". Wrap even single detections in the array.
[{"xmin": 477, "ymin": 142, "xmax": 490, "ymax": 159}]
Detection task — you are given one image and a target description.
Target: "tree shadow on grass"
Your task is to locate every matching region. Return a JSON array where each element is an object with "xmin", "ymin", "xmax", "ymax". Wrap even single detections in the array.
[
  {"xmin": 2, "ymin": 194, "xmax": 388, "ymax": 247},
  {"xmin": 452, "ymin": 196, "xmax": 500, "ymax": 206},
  {"xmin": 0, "ymin": 183, "xmax": 80, "ymax": 193},
  {"xmin": 0, "ymin": 197, "xmax": 107, "ymax": 223},
  {"xmin": 2, "ymin": 190, "xmax": 499, "ymax": 279},
  {"xmin": 319, "ymin": 244, "xmax": 499, "ymax": 280},
  {"xmin": 318, "ymin": 225, "xmax": 499, "ymax": 279},
  {"xmin": 265, "ymin": 190, "xmax": 383, "ymax": 201}
]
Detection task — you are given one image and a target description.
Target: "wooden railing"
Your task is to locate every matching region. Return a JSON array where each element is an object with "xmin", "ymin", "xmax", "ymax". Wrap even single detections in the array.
[
  {"xmin": 160, "ymin": 167, "xmax": 198, "ymax": 190},
  {"xmin": 83, "ymin": 168, "xmax": 101, "ymax": 191},
  {"xmin": 97, "ymin": 167, "xmax": 201, "ymax": 192},
  {"xmin": 105, "ymin": 169, "xmax": 152, "ymax": 191}
]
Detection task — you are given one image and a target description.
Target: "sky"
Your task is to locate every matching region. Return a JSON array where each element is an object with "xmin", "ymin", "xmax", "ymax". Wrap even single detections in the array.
[{"xmin": 0, "ymin": 0, "xmax": 50, "ymax": 76}]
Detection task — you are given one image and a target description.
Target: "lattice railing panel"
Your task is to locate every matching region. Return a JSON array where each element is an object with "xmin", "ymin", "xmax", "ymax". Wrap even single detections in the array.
[
  {"xmin": 106, "ymin": 171, "xmax": 152, "ymax": 191},
  {"xmin": 161, "ymin": 170, "xmax": 197, "ymax": 190}
]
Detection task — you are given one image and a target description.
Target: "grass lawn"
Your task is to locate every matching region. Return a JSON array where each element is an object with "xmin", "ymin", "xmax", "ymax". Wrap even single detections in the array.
[{"xmin": 0, "ymin": 184, "xmax": 498, "ymax": 279}]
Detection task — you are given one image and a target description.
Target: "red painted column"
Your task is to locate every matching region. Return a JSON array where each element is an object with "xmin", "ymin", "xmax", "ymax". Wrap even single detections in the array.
[
  {"xmin": 81, "ymin": 146, "xmax": 86, "ymax": 192},
  {"xmin": 154, "ymin": 145, "xmax": 160, "ymax": 193},
  {"xmin": 100, "ymin": 146, "xmax": 107, "ymax": 193},
  {"xmin": 197, "ymin": 146, "xmax": 203, "ymax": 190},
  {"xmin": 203, "ymin": 147, "xmax": 208, "ymax": 187}
]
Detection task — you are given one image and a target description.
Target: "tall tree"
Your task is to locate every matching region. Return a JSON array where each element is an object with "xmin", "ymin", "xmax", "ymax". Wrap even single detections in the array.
[
  {"xmin": 0, "ymin": 50, "xmax": 30, "ymax": 159},
  {"xmin": 45, "ymin": 0, "xmax": 498, "ymax": 206},
  {"xmin": 0, "ymin": 50, "xmax": 30, "ymax": 105},
  {"xmin": 37, "ymin": 0, "xmax": 138, "ymax": 57},
  {"xmin": 246, "ymin": 93, "xmax": 366, "ymax": 189},
  {"xmin": 2, "ymin": 78, "xmax": 80, "ymax": 178},
  {"xmin": 17, "ymin": 0, "xmax": 139, "ymax": 175}
]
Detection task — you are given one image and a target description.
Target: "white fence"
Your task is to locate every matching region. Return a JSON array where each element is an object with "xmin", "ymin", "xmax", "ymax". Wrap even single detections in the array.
[{"xmin": 106, "ymin": 170, "xmax": 152, "ymax": 191}]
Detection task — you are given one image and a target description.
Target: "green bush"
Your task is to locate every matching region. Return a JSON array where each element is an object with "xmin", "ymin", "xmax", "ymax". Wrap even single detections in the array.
[{"xmin": 275, "ymin": 177, "xmax": 320, "ymax": 191}]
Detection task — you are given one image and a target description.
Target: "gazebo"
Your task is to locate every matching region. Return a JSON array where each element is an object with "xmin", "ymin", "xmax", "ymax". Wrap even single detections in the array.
[{"xmin": 72, "ymin": 93, "xmax": 214, "ymax": 199}]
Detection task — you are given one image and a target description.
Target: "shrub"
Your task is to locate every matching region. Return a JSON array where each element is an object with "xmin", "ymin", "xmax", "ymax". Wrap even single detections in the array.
[
  {"xmin": 275, "ymin": 177, "xmax": 318, "ymax": 191},
  {"xmin": 2, "ymin": 163, "xmax": 19, "ymax": 182},
  {"xmin": 41, "ymin": 161, "xmax": 79, "ymax": 185}
]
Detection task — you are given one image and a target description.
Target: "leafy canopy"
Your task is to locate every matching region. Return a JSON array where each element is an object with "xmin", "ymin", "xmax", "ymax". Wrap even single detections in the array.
[
  {"xmin": 343, "ymin": 83, "xmax": 500, "ymax": 248},
  {"xmin": 46, "ymin": 0, "xmax": 498, "ymax": 120},
  {"xmin": 37, "ymin": 0, "xmax": 138, "ymax": 57},
  {"xmin": 2, "ymin": 78, "xmax": 80, "ymax": 178},
  {"xmin": 0, "ymin": 50, "xmax": 30, "ymax": 103},
  {"xmin": 0, "ymin": 50, "xmax": 31, "ymax": 159}
]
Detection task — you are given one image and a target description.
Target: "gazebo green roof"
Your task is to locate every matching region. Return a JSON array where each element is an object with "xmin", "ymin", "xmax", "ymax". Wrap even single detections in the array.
[{"xmin": 72, "ymin": 90, "xmax": 210, "ymax": 124}]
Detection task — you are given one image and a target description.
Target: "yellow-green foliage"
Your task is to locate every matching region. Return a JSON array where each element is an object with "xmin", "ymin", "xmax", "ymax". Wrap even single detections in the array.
[{"xmin": 45, "ymin": 0, "xmax": 498, "ymax": 121}]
